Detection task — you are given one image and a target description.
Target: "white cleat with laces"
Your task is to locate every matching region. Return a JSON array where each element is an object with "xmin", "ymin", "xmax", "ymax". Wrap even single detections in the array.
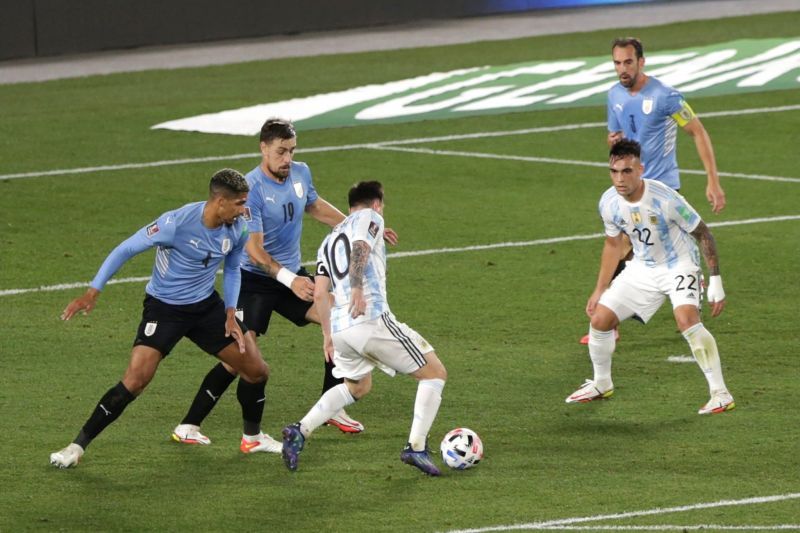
[
  {"xmin": 698, "ymin": 390, "xmax": 735, "ymax": 415},
  {"xmin": 565, "ymin": 379, "xmax": 614, "ymax": 404},
  {"xmin": 50, "ymin": 443, "xmax": 84, "ymax": 469},
  {"xmin": 172, "ymin": 424, "xmax": 211, "ymax": 445}
]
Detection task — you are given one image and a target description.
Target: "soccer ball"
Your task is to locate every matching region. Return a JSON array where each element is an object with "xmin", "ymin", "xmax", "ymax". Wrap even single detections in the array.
[{"xmin": 440, "ymin": 427, "xmax": 483, "ymax": 470}]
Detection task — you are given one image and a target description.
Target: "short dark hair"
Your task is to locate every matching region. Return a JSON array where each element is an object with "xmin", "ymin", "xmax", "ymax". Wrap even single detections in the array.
[
  {"xmin": 609, "ymin": 139, "xmax": 641, "ymax": 160},
  {"xmin": 209, "ymin": 168, "xmax": 249, "ymax": 198},
  {"xmin": 612, "ymin": 37, "xmax": 644, "ymax": 59},
  {"xmin": 259, "ymin": 117, "xmax": 296, "ymax": 144},
  {"xmin": 348, "ymin": 181, "xmax": 384, "ymax": 208}
]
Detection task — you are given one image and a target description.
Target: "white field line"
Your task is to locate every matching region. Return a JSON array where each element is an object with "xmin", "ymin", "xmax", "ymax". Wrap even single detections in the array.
[
  {"xmin": 3, "ymin": 215, "xmax": 799, "ymax": 298},
  {"xmin": 666, "ymin": 355, "xmax": 696, "ymax": 363},
  {"xmin": 523, "ymin": 526, "xmax": 800, "ymax": 531},
  {"xmin": 443, "ymin": 492, "xmax": 800, "ymax": 533},
  {"xmin": 1, "ymin": 104, "xmax": 799, "ymax": 180},
  {"xmin": 372, "ymin": 145, "xmax": 800, "ymax": 183}
]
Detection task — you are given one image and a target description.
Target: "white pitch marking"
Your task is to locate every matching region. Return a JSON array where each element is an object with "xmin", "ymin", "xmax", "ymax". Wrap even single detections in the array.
[
  {"xmin": 372, "ymin": 145, "xmax": 800, "ymax": 183},
  {"xmin": 524, "ymin": 526, "xmax": 800, "ymax": 530},
  {"xmin": 667, "ymin": 355, "xmax": 696, "ymax": 363},
  {"xmin": 2, "ymin": 215, "xmax": 799, "ymax": 298},
  {"xmin": 1, "ymin": 104, "xmax": 799, "ymax": 181},
  {"xmin": 443, "ymin": 492, "xmax": 800, "ymax": 533}
]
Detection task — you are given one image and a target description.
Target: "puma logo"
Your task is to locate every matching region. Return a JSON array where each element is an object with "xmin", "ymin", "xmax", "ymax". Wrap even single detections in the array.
[
  {"xmin": 205, "ymin": 389, "xmax": 220, "ymax": 402},
  {"xmin": 100, "ymin": 404, "xmax": 112, "ymax": 416}
]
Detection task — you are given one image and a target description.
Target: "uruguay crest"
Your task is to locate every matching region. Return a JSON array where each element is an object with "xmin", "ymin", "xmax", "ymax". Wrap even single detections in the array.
[
  {"xmin": 144, "ymin": 321, "xmax": 158, "ymax": 337},
  {"xmin": 642, "ymin": 97, "xmax": 654, "ymax": 115},
  {"xmin": 293, "ymin": 181, "xmax": 304, "ymax": 199},
  {"xmin": 221, "ymin": 238, "xmax": 232, "ymax": 254}
]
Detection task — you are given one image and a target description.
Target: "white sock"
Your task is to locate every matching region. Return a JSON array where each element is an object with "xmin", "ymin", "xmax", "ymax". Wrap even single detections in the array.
[
  {"xmin": 588, "ymin": 326, "xmax": 615, "ymax": 390},
  {"xmin": 408, "ymin": 378, "xmax": 445, "ymax": 451},
  {"xmin": 299, "ymin": 384, "xmax": 355, "ymax": 437},
  {"xmin": 683, "ymin": 323, "xmax": 727, "ymax": 393}
]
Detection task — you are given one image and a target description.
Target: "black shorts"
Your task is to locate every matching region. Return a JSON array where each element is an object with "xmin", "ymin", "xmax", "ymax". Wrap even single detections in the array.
[
  {"xmin": 237, "ymin": 267, "xmax": 313, "ymax": 336},
  {"xmin": 133, "ymin": 292, "xmax": 248, "ymax": 357}
]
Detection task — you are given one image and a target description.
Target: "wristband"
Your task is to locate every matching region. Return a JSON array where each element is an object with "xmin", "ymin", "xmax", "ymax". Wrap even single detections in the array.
[{"xmin": 276, "ymin": 267, "xmax": 297, "ymax": 289}]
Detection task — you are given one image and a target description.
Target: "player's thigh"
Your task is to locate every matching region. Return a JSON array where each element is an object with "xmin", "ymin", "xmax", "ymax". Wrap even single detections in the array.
[
  {"xmin": 363, "ymin": 313, "xmax": 436, "ymax": 375},
  {"xmin": 411, "ymin": 351, "xmax": 446, "ymax": 381},
  {"xmin": 186, "ymin": 295, "xmax": 254, "ymax": 357},
  {"xmin": 132, "ymin": 295, "xmax": 192, "ymax": 357},
  {"xmin": 599, "ymin": 263, "xmax": 665, "ymax": 324},
  {"xmin": 664, "ymin": 266, "xmax": 703, "ymax": 312},
  {"xmin": 216, "ymin": 333, "xmax": 268, "ymax": 383}
]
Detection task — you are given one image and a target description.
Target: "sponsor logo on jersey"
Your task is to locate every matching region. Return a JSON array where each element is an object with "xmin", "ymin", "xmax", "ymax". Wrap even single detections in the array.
[
  {"xmin": 642, "ymin": 97, "xmax": 654, "ymax": 115},
  {"xmin": 221, "ymin": 238, "xmax": 232, "ymax": 254},
  {"xmin": 293, "ymin": 181, "xmax": 304, "ymax": 199},
  {"xmin": 368, "ymin": 221, "xmax": 380, "ymax": 238},
  {"xmin": 146, "ymin": 222, "xmax": 159, "ymax": 237},
  {"xmin": 144, "ymin": 321, "xmax": 158, "ymax": 336}
]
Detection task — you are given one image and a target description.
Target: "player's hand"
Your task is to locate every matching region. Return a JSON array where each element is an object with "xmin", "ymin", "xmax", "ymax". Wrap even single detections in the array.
[
  {"xmin": 607, "ymin": 131, "xmax": 623, "ymax": 147},
  {"xmin": 383, "ymin": 227, "xmax": 399, "ymax": 246},
  {"xmin": 322, "ymin": 334, "xmax": 335, "ymax": 363},
  {"xmin": 585, "ymin": 289, "xmax": 604, "ymax": 318},
  {"xmin": 706, "ymin": 275, "xmax": 726, "ymax": 317},
  {"xmin": 291, "ymin": 276, "xmax": 315, "ymax": 302},
  {"xmin": 225, "ymin": 310, "xmax": 246, "ymax": 353},
  {"xmin": 61, "ymin": 288, "xmax": 100, "ymax": 321},
  {"xmin": 706, "ymin": 183, "xmax": 726, "ymax": 214},
  {"xmin": 349, "ymin": 287, "xmax": 366, "ymax": 318}
]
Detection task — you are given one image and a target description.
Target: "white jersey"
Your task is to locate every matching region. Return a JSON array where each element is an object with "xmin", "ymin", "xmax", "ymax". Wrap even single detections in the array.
[
  {"xmin": 315, "ymin": 208, "xmax": 388, "ymax": 333},
  {"xmin": 599, "ymin": 179, "xmax": 701, "ymax": 269}
]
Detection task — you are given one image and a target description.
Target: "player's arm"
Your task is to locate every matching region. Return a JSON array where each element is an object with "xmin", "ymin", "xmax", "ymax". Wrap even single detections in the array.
[
  {"xmin": 61, "ymin": 230, "xmax": 155, "ymax": 320},
  {"xmin": 690, "ymin": 221, "xmax": 726, "ymax": 317},
  {"xmin": 674, "ymin": 102, "xmax": 725, "ymax": 213},
  {"xmin": 245, "ymin": 231, "xmax": 314, "ymax": 302},
  {"xmin": 313, "ymin": 266, "xmax": 335, "ymax": 362},
  {"xmin": 348, "ymin": 240, "xmax": 371, "ymax": 319},
  {"xmin": 586, "ymin": 234, "xmax": 625, "ymax": 318},
  {"xmin": 222, "ymin": 229, "xmax": 247, "ymax": 353}
]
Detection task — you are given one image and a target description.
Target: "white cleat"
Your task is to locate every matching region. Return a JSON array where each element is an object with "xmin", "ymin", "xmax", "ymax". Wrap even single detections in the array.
[
  {"xmin": 325, "ymin": 409, "xmax": 365, "ymax": 433},
  {"xmin": 172, "ymin": 424, "xmax": 211, "ymax": 445},
  {"xmin": 565, "ymin": 379, "xmax": 614, "ymax": 403},
  {"xmin": 698, "ymin": 390, "xmax": 735, "ymax": 415},
  {"xmin": 240, "ymin": 432, "xmax": 282, "ymax": 454},
  {"xmin": 50, "ymin": 443, "xmax": 84, "ymax": 469}
]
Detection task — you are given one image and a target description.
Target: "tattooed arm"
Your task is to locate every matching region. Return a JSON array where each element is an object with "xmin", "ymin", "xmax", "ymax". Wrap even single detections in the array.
[
  {"xmin": 690, "ymin": 221, "xmax": 725, "ymax": 316},
  {"xmin": 348, "ymin": 240, "xmax": 371, "ymax": 318}
]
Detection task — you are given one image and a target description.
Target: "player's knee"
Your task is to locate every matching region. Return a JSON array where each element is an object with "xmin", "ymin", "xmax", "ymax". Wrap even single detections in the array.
[
  {"xmin": 346, "ymin": 376, "xmax": 371, "ymax": 399},
  {"xmin": 240, "ymin": 358, "xmax": 269, "ymax": 384}
]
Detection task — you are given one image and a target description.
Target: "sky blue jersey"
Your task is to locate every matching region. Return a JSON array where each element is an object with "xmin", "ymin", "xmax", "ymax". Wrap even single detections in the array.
[
  {"xmin": 607, "ymin": 76, "xmax": 694, "ymax": 190},
  {"xmin": 240, "ymin": 161, "xmax": 318, "ymax": 275},
  {"xmin": 90, "ymin": 202, "xmax": 249, "ymax": 308}
]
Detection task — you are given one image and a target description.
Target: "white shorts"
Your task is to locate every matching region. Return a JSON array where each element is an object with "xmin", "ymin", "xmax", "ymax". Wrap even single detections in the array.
[
  {"xmin": 331, "ymin": 312, "xmax": 435, "ymax": 380},
  {"xmin": 598, "ymin": 261, "xmax": 702, "ymax": 324}
]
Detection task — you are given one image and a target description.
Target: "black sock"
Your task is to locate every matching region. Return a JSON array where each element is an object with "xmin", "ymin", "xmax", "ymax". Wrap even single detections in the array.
[
  {"xmin": 237, "ymin": 378, "xmax": 266, "ymax": 436},
  {"xmin": 322, "ymin": 358, "xmax": 344, "ymax": 394},
  {"xmin": 181, "ymin": 363, "xmax": 236, "ymax": 426},
  {"xmin": 74, "ymin": 382, "xmax": 136, "ymax": 449}
]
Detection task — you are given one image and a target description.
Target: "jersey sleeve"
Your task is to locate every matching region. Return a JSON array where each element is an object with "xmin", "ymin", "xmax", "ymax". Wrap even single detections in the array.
[
  {"xmin": 222, "ymin": 224, "xmax": 249, "ymax": 309},
  {"xmin": 305, "ymin": 164, "xmax": 319, "ymax": 207},
  {"xmin": 668, "ymin": 191, "xmax": 701, "ymax": 233},
  {"xmin": 352, "ymin": 210, "xmax": 384, "ymax": 249},
  {"xmin": 90, "ymin": 211, "xmax": 177, "ymax": 291},
  {"xmin": 598, "ymin": 195, "xmax": 622, "ymax": 238},
  {"xmin": 607, "ymin": 94, "xmax": 621, "ymax": 132},
  {"xmin": 664, "ymin": 88, "xmax": 695, "ymax": 127},
  {"xmin": 244, "ymin": 183, "xmax": 264, "ymax": 234}
]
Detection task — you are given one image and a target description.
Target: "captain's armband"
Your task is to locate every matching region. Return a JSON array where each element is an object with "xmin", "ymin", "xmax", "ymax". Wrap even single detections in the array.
[{"xmin": 671, "ymin": 100, "xmax": 696, "ymax": 127}]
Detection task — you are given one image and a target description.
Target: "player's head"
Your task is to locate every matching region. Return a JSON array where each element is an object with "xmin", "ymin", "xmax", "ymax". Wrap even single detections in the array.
[
  {"xmin": 209, "ymin": 168, "xmax": 249, "ymax": 225},
  {"xmin": 348, "ymin": 181, "xmax": 384, "ymax": 214},
  {"xmin": 611, "ymin": 37, "xmax": 645, "ymax": 89},
  {"xmin": 608, "ymin": 140, "xmax": 644, "ymax": 200},
  {"xmin": 259, "ymin": 117, "xmax": 297, "ymax": 182}
]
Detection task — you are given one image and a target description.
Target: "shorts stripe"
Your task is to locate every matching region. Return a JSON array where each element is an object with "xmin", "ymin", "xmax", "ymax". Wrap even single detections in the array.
[{"xmin": 381, "ymin": 313, "xmax": 425, "ymax": 367}]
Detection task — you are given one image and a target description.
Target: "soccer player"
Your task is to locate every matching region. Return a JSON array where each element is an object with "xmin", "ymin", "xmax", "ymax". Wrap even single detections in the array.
[
  {"xmin": 50, "ymin": 169, "xmax": 273, "ymax": 468},
  {"xmin": 565, "ymin": 140, "xmax": 734, "ymax": 415},
  {"xmin": 281, "ymin": 181, "xmax": 447, "ymax": 476},
  {"xmin": 172, "ymin": 118, "xmax": 399, "ymax": 449},
  {"xmin": 580, "ymin": 37, "xmax": 726, "ymax": 344}
]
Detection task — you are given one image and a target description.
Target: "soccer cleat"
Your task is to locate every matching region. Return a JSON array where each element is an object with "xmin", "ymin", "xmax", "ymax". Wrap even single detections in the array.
[
  {"xmin": 565, "ymin": 379, "xmax": 614, "ymax": 403},
  {"xmin": 400, "ymin": 443, "xmax": 441, "ymax": 476},
  {"xmin": 579, "ymin": 328, "xmax": 620, "ymax": 345},
  {"xmin": 49, "ymin": 443, "xmax": 84, "ymax": 469},
  {"xmin": 281, "ymin": 423, "xmax": 306, "ymax": 471},
  {"xmin": 698, "ymin": 390, "xmax": 735, "ymax": 415},
  {"xmin": 171, "ymin": 424, "xmax": 211, "ymax": 445},
  {"xmin": 240, "ymin": 432, "xmax": 282, "ymax": 454},
  {"xmin": 325, "ymin": 409, "xmax": 365, "ymax": 433}
]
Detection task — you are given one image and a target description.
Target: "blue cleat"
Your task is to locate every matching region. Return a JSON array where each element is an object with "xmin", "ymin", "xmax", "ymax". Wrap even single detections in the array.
[
  {"xmin": 281, "ymin": 423, "xmax": 305, "ymax": 472},
  {"xmin": 400, "ymin": 443, "xmax": 441, "ymax": 476}
]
